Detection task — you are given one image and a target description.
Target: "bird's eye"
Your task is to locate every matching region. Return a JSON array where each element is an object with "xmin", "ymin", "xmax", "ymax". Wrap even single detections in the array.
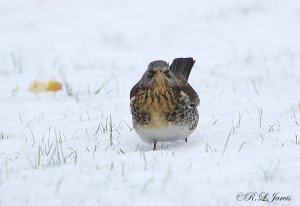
[
  {"xmin": 164, "ymin": 70, "xmax": 171, "ymax": 78},
  {"xmin": 148, "ymin": 70, "xmax": 154, "ymax": 78}
]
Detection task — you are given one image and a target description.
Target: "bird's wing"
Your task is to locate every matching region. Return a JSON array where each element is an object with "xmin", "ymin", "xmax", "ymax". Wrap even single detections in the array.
[
  {"xmin": 179, "ymin": 83, "xmax": 200, "ymax": 107},
  {"xmin": 174, "ymin": 75, "xmax": 200, "ymax": 107},
  {"xmin": 130, "ymin": 82, "xmax": 140, "ymax": 99}
]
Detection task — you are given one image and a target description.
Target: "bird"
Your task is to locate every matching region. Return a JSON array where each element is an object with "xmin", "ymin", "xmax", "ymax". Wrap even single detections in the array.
[{"xmin": 130, "ymin": 57, "xmax": 199, "ymax": 150}]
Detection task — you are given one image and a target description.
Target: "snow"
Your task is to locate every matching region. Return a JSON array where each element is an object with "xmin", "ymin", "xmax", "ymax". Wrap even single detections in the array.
[{"xmin": 0, "ymin": 0, "xmax": 300, "ymax": 205}]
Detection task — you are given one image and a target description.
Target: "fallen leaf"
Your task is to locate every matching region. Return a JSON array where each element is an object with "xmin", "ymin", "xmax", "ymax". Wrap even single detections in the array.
[{"xmin": 46, "ymin": 80, "xmax": 63, "ymax": 92}]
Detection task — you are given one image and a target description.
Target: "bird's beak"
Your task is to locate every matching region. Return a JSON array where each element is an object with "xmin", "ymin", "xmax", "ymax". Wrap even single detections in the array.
[{"xmin": 153, "ymin": 69, "xmax": 165, "ymax": 80}]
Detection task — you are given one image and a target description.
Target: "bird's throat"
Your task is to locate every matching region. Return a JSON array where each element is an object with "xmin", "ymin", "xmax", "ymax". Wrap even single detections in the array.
[{"xmin": 152, "ymin": 74, "xmax": 167, "ymax": 92}]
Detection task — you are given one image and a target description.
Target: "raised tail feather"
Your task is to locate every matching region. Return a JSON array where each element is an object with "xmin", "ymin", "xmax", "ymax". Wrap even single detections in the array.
[{"xmin": 169, "ymin": 57, "xmax": 195, "ymax": 81}]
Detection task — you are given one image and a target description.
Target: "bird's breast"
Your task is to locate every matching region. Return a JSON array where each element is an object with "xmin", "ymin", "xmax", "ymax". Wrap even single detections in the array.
[{"xmin": 134, "ymin": 83, "xmax": 177, "ymax": 128}]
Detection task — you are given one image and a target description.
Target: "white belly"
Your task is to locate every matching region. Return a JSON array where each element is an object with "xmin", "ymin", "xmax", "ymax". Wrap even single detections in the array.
[{"xmin": 135, "ymin": 124, "xmax": 194, "ymax": 143}]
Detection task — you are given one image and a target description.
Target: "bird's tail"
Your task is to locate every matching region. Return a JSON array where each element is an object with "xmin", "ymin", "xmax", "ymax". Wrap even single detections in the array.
[{"xmin": 169, "ymin": 57, "xmax": 195, "ymax": 81}]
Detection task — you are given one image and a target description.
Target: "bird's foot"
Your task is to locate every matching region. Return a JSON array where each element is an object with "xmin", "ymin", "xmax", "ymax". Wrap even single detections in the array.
[{"xmin": 153, "ymin": 141, "xmax": 157, "ymax": 151}]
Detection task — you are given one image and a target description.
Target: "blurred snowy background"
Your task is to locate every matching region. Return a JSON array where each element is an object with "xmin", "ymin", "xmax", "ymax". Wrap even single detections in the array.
[{"xmin": 0, "ymin": 0, "xmax": 300, "ymax": 205}]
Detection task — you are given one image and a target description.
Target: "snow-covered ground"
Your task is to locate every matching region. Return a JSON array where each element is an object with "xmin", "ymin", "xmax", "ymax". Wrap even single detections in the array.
[{"xmin": 1, "ymin": 0, "xmax": 300, "ymax": 205}]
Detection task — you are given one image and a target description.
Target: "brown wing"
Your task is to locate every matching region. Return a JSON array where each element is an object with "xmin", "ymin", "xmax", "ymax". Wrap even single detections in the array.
[
  {"xmin": 130, "ymin": 82, "xmax": 140, "ymax": 99},
  {"xmin": 180, "ymin": 83, "xmax": 200, "ymax": 107},
  {"xmin": 175, "ymin": 75, "xmax": 200, "ymax": 107},
  {"xmin": 130, "ymin": 83, "xmax": 139, "ymax": 99}
]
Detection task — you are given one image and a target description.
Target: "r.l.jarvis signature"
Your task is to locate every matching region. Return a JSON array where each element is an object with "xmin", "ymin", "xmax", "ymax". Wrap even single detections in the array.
[{"xmin": 236, "ymin": 192, "xmax": 292, "ymax": 203}]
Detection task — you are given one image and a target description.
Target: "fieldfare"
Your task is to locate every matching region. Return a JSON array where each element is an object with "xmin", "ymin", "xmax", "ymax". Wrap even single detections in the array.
[{"xmin": 130, "ymin": 58, "xmax": 199, "ymax": 150}]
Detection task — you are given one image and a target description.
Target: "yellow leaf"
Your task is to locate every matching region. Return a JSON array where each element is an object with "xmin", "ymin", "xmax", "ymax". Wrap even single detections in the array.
[{"xmin": 46, "ymin": 80, "xmax": 63, "ymax": 92}]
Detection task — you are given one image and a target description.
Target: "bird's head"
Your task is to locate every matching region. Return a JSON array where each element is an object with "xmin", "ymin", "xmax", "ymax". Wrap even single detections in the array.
[{"xmin": 141, "ymin": 60, "xmax": 176, "ymax": 88}]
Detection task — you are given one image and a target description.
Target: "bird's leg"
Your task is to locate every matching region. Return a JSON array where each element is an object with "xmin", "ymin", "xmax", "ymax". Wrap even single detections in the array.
[
  {"xmin": 185, "ymin": 138, "xmax": 188, "ymax": 143},
  {"xmin": 153, "ymin": 141, "xmax": 157, "ymax": 151}
]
